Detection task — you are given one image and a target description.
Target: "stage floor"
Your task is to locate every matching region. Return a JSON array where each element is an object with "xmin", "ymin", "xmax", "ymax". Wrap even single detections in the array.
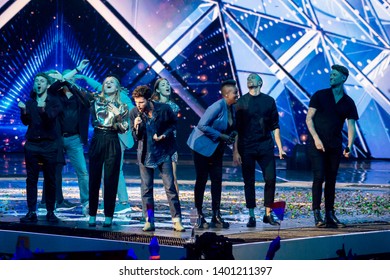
[{"xmin": 0, "ymin": 153, "xmax": 389, "ymax": 259}]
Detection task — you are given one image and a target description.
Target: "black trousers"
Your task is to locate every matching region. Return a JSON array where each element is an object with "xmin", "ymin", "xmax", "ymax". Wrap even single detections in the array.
[
  {"xmin": 24, "ymin": 140, "xmax": 58, "ymax": 212},
  {"xmin": 193, "ymin": 143, "xmax": 224, "ymax": 212},
  {"xmin": 308, "ymin": 144, "xmax": 342, "ymax": 211},
  {"xmin": 240, "ymin": 143, "xmax": 276, "ymax": 209},
  {"xmin": 88, "ymin": 129, "xmax": 121, "ymax": 218},
  {"xmin": 41, "ymin": 164, "xmax": 64, "ymax": 204}
]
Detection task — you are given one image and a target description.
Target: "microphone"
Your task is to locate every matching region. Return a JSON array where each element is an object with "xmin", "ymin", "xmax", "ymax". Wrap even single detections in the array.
[
  {"xmin": 227, "ymin": 131, "xmax": 237, "ymax": 145},
  {"xmin": 136, "ymin": 112, "xmax": 142, "ymax": 134}
]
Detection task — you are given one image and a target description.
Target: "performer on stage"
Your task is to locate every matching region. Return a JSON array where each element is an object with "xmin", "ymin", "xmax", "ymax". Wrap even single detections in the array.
[
  {"xmin": 18, "ymin": 72, "xmax": 63, "ymax": 223},
  {"xmin": 40, "ymin": 59, "xmax": 91, "ymax": 215},
  {"xmin": 130, "ymin": 85, "xmax": 184, "ymax": 232},
  {"xmin": 187, "ymin": 79, "xmax": 238, "ymax": 229},
  {"xmin": 78, "ymin": 73, "xmax": 134, "ymax": 214},
  {"xmin": 233, "ymin": 73, "xmax": 286, "ymax": 227},
  {"xmin": 87, "ymin": 75, "xmax": 129, "ymax": 227},
  {"xmin": 151, "ymin": 78, "xmax": 180, "ymax": 194},
  {"xmin": 306, "ymin": 64, "xmax": 358, "ymax": 228}
]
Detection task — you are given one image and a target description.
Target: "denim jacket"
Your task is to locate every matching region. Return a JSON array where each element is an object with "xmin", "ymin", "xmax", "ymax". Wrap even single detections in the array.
[{"xmin": 129, "ymin": 101, "xmax": 177, "ymax": 165}]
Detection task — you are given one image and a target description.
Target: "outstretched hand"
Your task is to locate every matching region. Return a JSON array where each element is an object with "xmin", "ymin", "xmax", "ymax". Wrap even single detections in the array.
[
  {"xmin": 18, "ymin": 101, "xmax": 26, "ymax": 110},
  {"xmin": 48, "ymin": 70, "xmax": 64, "ymax": 82},
  {"xmin": 77, "ymin": 59, "xmax": 89, "ymax": 71}
]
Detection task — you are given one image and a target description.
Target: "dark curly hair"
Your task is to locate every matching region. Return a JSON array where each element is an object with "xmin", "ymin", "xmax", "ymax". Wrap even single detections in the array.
[{"xmin": 132, "ymin": 85, "xmax": 152, "ymax": 100}]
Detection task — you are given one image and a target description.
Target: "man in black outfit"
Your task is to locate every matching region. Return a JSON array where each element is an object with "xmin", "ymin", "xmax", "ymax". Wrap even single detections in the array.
[
  {"xmin": 233, "ymin": 73, "xmax": 286, "ymax": 227},
  {"xmin": 41, "ymin": 63, "xmax": 91, "ymax": 215},
  {"xmin": 306, "ymin": 64, "xmax": 358, "ymax": 228},
  {"xmin": 18, "ymin": 72, "xmax": 63, "ymax": 223}
]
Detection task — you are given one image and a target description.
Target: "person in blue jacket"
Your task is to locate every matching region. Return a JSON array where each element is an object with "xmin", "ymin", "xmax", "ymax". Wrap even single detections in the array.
[{"xmin": 187, "ymin": 79, "xmax": 238, "ymax": 229}]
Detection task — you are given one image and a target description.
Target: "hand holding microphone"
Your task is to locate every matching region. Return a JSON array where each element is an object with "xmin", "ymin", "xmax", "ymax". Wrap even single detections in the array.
[
  {"xmin": 227, "ymin": 131, "xmax": 238, "ymax": 145},
  {"xmin": 134, "ymin": 112, "xmax": 142, "ymax": 133},
  {"xmin": 343, "ymin": 146, "xmax": 350, "ymax": 158}
]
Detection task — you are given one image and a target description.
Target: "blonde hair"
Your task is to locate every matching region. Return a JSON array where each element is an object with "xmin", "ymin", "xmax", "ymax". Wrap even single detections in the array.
[{"xmin": 99, "ymin": 76, "xmax": 122, "ymax": 104}]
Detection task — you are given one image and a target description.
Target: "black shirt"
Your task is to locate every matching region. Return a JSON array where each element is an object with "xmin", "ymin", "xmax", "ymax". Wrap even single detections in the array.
[
  {"xmin": 61, "ymin": 93, "xmax": 79, "ymax": 136},
  {"xmin": 309, "ymin": 88, "xmax": 359, "ymax": 148},
  {"xmin": 235, "ymin": 92, "xmax": 279, "ymax": 152},
  {"xmin": 21, "ymin": 93, "xmax": 62, "ymax": 141}
]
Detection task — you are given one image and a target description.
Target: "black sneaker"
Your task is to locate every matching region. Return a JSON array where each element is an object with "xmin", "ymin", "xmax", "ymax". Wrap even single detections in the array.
[
  {"xmin": 46, "ymin": 211, "xmax": 59, "ymax": 223},
  {"xmin": 20, "ymin": 211, "xmax": 38, "ymax": 223},
  {"xmin": 246, "ymin": 216, "xmax": 256, "ymax": 227},
  {"xmin": 56, "ymin": 200, "xmax": 77, "ymax": 211}
]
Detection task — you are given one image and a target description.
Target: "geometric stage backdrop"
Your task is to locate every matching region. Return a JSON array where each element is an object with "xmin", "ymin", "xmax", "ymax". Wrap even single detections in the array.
[{"xmin": 1, "ymin": 0, "xmax": 389, "ymax": 158}]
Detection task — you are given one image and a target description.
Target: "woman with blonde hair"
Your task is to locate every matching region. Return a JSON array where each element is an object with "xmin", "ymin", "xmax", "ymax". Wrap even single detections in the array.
[{"xmin": 88, "ymin": 75, "xmax": 129, "ymax": 227}]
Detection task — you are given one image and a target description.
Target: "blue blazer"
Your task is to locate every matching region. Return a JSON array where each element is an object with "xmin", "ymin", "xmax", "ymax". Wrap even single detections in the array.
[{"xmin": 187, "ymin": 98, "xmax": 234, "ymax": 157}]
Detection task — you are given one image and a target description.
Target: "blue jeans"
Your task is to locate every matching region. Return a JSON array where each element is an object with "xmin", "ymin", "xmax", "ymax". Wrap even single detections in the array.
[
  {"xmin": 63, "ymin": 135, "xmax": 89, "ymax": 204},
  {"xmin": 139, "ymin": 159, "xmax": 181, "ymax": 219},
  {"xmin": 41, "ymin": 135, "xmax": 89, "ymax": 205}
]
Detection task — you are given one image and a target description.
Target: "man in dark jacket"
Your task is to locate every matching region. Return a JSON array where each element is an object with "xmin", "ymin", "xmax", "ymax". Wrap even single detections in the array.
[
  {"xmin": 18, "ymin": 72, "xmax": 63, "ymax": 223},
  {"xmin": 130, "ymin": 85, "xmax": 184, "ymax": 232},
  {"xmin": 40, "ymin": 60, "xmax": 91, "ymax": 215}
]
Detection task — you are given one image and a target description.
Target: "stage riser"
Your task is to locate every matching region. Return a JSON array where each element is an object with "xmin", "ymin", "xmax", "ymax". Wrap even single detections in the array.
[
  {"xmin": 233, "ymin": 231, "xmax": 390, "ymax": 260},
  {"xmin": 0, "ymin": 230, "xmax": 186, "ymax": 260},
  {"xmin": 2, "ymin": 229, "xmax": 389, "ymax": 259}
]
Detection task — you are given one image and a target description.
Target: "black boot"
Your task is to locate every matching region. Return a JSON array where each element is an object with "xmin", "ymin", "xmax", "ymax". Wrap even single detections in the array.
[
  {"xmin": 210, "ymin": 210, "xmax": 229, "ymax": 228},
  {"xmin": 325, "ymin": 210, "xmax": 345, "ymax": 228},
  {"xmin": 263, "ymin": 214, "xmax": 280, "ymax": 226},
  {"xmin": 46, "ymin": 211, "xmax": 59, "ymax": 223},
  {"xmin": 195, "ymin": 214, "xmax": 209, "ymax": 229},
  {"xmin": 20, "ymin": 211, "xmax": 38, "ymax": 223},
  {"xmin": 246, "ymin": 216, "xmax": 256, "ymax": 227},
  {"xmin": 313, "ymin": 209, "xmax": 326, "ymax": 228}
]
